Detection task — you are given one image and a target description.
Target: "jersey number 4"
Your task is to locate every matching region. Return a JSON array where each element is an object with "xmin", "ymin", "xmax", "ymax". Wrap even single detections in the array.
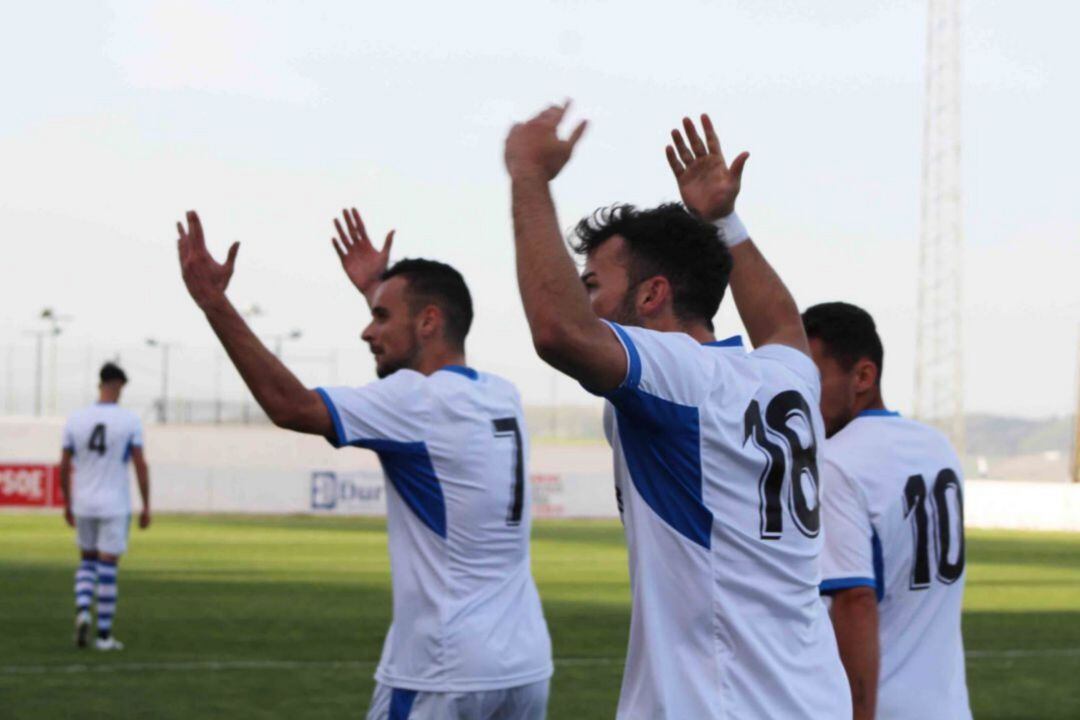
[
  {"xmin": 743, "ymin": 391, "xmax": 821, "ymax": 540},
  {"xmin": 88, "ymin": 423, "xmax": 107, "ymax": 456},
  {"xmin": 904, "ymin": 470, "xmax": 965, "ymax": 589}
]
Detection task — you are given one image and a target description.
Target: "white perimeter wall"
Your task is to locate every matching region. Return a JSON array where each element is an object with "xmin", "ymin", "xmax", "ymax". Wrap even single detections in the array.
[{"xmin": 3, "ymin": 418, "xmax": 1078, "ymax": 532}]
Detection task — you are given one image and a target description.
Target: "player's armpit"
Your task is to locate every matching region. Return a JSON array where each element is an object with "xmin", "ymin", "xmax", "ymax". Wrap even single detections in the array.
[
  {"xmin": 532, "ymin": 317, "xmax": 629, "ymax": 396},
  {"xmin": 271, "ymin": 389, "xmax": 336, "ymax": 438}
]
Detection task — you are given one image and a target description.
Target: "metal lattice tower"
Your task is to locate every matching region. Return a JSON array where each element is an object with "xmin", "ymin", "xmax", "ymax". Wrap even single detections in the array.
[{"xmin": 915, "ymin": 0, "xmax": 965, "ymax": 452}]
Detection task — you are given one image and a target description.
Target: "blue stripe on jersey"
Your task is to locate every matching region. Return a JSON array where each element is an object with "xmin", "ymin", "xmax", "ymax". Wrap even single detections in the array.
[
  {"xmin": 314, "ymin": 389, "xmax": 446, "ymax": 539},
  {"xmin": 359, "ymin": 439, "xmax": 447, "ymax": 540},
  {"xmin": 857, "ymin": 409, "xmax": 901, "ymax": 418},
  {"xmin": 608, "ymin": 386, "xmax": 713, "ymax": 549},
  {"xmin": 871, "ymin": 527, "xmax": 885, "ymax": 601},
  {"xmin": 439, "ymin": 365, "xmax": 479, "ymax": 381},
  {"xmin": 605, "ymin": 322, "xmax": 642, "ymax": 389},
  {"xmin": 315, "ymin": 388, "xmax": 349, "ymax": 448},
  {"xmin": 704, "ymin": 335, "xmax": 744, "ymax": 348},
  {"xmin": 820, "ymin": 577, "xmax": 877, "ymax": 594},
  {"xmin": 122, "ymin": 438, "xmax": 134, "ymax": 463},
  {"xmin": 389, "ymin": 688, "xmax": 418, "ymax": 719}
]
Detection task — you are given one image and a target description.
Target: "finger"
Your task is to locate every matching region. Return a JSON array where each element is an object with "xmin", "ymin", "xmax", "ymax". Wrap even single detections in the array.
[
  {"xmin": 350, "ymin": 208, "xmax": 371, "ymax": 245},
  {"xmin": 665, "ymin": 145, "xmax": 685, "ymax": 177},
  {"xmin": 176, "ymin": 221, "xmax": 187, "ymax": 241},
  {"xmin": 567, "ymin": 119, "xmax": 588, "ymax": 149},
  {"xmin": 730, "ymin": 151, "xmax": 750, "ymax": 181},
  {"xmin": 381, "ymin": 230, "xmax": 395, "ymax": 257},
  {"xmin": 224, "ymin": 241, "xmax": 240, "ymax": 273},
  {"xmin": 334, "ymin": 218, "xmax": 352, "ymax": 249},
  {"xmin": 683, "ymin": 117, "xmax": 708, "ymax": 158},
  {"xmin": 341, "ymin": 209, "xmax": 358, "ymax": 244},
  {"xmin": 332, "ymin": 237, "xmax": 347, "ymax": 263},
  {"xmin": 187, "ymin": 211, "xmax": 206, "ymax": 251},
  {"xmin": 701, "ymin": 113, "xmax": 722, "ymax": 157},
  {"xmin": 671, "ymin": 130, "xmax": 695, "ymax": 166}
]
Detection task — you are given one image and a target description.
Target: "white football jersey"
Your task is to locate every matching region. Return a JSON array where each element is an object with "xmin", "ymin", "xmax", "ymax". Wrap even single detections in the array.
[
  {"xmin": 317, "ymin": 366, "xmax": 553, "ymax": 693},
  {"xmin": 595, "ymin": 322, "xmax": 850, "ymax": 720},
  {"xmin": 62, "ymin": 403, "xmax": 143, "ymax": 517},
  {"xmin": 820, "ymin": 411, "xmax": 972, "ymax": 719}
]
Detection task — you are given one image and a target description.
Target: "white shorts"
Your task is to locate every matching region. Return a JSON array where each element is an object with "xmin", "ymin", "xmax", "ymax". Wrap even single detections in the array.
[
  {"xmin": 366, "ymin": 679, "xmax": 549, "ymax": 720},
  {"xmin": 75, "ymin": 515, "xmax": 130, "ymax": 556}
]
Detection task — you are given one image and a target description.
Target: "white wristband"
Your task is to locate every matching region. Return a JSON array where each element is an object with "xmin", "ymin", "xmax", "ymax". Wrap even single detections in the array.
[{"xmin": 713, "ymin": 212, "xmax": 750, "ymax": 247}]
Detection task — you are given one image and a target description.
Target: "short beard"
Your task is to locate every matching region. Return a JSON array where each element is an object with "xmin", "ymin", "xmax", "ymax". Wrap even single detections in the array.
[
  {"xmin": 374, "ymin": 333, "xmax": 422, "ymax": 379},
  {"xmin": 609, "ymin": 283, "xmax": 643, "ymax": 327}
]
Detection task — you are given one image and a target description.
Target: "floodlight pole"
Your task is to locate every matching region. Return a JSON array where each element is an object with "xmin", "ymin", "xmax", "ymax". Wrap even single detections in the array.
[{"xmin": 146, "ymin": 339, "xmax": 172, "ymax": 424}]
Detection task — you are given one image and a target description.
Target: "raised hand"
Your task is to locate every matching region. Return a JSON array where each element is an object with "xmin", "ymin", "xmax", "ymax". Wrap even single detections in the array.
[
  {"xmin": 177, "ymin": 210, "xmax": 240, "ymax": 312},
  {"xmin": 505, "ymin": 101, "xmax": 588, "ymax": 182},
  {"xmin": 331, "ymin": 208, "xmax": 394, "ymax": 299},
  {"xmin": 666, "ymin": 114, "xmax": 749, "ymax": 221}
]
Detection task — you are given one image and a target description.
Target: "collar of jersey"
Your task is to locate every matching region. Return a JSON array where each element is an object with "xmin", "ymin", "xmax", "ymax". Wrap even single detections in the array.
[
  {"xmin": 857, "ymin": 408, "xmax": 900, "ymax": 418},
  {"xmin": 703, "ymin": 335, "xmax": 744, "ymax": 348},
  {"xmin": 439, "ymin": 365, "xmax": 479, "ymax": 381}
]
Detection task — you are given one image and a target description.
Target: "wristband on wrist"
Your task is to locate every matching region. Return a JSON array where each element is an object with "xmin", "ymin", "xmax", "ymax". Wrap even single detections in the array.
[{"xmin": 713, "ymin": 212, "xmax": 750, "ymax": 247}]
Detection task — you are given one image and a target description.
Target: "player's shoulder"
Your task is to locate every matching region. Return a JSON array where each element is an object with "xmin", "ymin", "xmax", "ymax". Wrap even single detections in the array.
[{"xmin": 746, "ymin": 343, "xmax": 820, "ymax": 392}]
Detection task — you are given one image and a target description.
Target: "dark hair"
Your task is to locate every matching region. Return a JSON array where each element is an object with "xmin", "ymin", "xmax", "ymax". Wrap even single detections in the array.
[
  {"xmin": 570, "ymin": 203, "xmax": 733, "ymax": 329},
  {"xmin": 99, "ymin": 362, "xmax": 128, "ymax": 385},
  {"xmin": 802, "ymin": 302, "xmax": 884, "ymax": 384},
  {"xmin": 382, "ymin": 258, "xmax": 474, "ymax": 349}
]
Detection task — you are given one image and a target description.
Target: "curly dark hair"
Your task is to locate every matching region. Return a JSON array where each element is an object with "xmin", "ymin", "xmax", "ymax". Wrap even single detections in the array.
[
  {"xmin": 802, "ymin": 302, "xmax": 884, "ymax": 385},
  {"xmin": 382, "ymin": 258, "xmax": 473, "ymax": 349},
  {"xmin": 570, "ymin": 203, "xmax": 733, "ymax": 329}
]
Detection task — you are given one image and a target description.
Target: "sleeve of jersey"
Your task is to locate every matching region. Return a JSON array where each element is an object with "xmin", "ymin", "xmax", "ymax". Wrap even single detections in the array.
[
  {"xmin": 130, "ymin": 419, "xmax": 144, "ymax": 448},
  {"xmin": 819, "ymin": 459, "xmax": 877, "ymax": 596},
  {"xmin": 314, "ymin": 373, "xmax": 428, "ymax": 449},
  {"xmin": 584, "ymin": 321, "xmax": 709, "ymax": 419},
  {"xmin": 749, "ymin": 344, "xmax": 821, "ymax": 399}
]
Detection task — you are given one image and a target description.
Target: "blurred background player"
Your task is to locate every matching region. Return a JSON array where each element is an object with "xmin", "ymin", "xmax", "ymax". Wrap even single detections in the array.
[
  {"xmin": 804, "ymin": 302, "xmax": 972, "ymax": 720},
  {"xmin": 175, "ymin": 208, "xmax": 552, "ymax": 720},
  {"xmin": 505, "ymin": 103, "xmax": 850, "ymax": 719},
  {"xmin": 59, "ymin": 361, "xmax": 151, "ymax": 651}
]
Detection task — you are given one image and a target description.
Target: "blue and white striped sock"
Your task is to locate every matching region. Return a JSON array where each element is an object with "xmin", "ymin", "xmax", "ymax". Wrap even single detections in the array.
[
  {"xmin": 95, "ymin": 560, "xmax": 119, "ymax": 638},
  {"xmin": 74, "ymin": 560, "xmax": 96, "ymax": 613}
]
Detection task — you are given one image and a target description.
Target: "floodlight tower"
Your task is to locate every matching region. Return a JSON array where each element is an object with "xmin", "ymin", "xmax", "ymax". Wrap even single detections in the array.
[{"xmin": 915, "ymin": 0, "xmax": 965, "ymax": 452}]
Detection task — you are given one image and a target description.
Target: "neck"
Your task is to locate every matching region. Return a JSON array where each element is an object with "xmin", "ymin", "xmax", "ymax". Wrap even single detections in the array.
[
  {"xmin": 413, "ymin": 346, "xmax": 468, "ymax": 376},
  {"xmin": 852, "ymin": 388, "xmax": 886, "ymax": 416},
  {"xmin": 642, "ymin": 314, "xmax": 715, "ymax": 344},
  {"xmin": 98, "ymin": 393, "xmax": 119, "ymax": 404}
]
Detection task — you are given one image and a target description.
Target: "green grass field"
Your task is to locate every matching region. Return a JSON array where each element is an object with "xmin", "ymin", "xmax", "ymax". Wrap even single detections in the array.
[{"xmin": 1, "ymin": 515, "xmax": 1078, "ymax": 719}]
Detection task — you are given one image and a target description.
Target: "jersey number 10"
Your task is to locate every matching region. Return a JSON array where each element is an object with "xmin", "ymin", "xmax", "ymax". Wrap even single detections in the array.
[{"xmin": 903, "ymin": 469, "xmax": 965, "ymax": 589}]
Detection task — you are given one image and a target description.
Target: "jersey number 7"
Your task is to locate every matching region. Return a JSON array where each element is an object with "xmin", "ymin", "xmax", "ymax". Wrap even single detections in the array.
[{"xmin": 493, "ymin": 418, "xmax": 524, "ymax": 527}]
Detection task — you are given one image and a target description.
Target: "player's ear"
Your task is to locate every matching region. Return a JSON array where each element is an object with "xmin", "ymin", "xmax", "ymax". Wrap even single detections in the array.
[
  {"xmin": 853, "ymin": 357, "xmax": 879, "ymax": 393},
  {"xmin": 417, "ymin": 304, "xmax": 442, "ymax": 341},
  {"xmin": 638, "ymin": 276, "xmax": 671, "ymax": 318}
]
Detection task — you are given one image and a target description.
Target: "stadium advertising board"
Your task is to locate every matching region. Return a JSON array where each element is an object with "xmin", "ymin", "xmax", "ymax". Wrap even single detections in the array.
[
  {"xmin": 310, "ymin": 470, "xmax": 385, "ymax": 515},
  {"xmin": 0, "ymin": 464, "xmax": 63, "ymax": 508}
]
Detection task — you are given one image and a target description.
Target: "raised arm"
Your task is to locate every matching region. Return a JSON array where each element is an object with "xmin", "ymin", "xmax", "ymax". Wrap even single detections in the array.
[
  {"xmin": 504, "ymin": 102, "xmax": 627, "ymax": 393},
  {"xmin": 666, "ymin": 115, "xmax": 809, "ymax": 354},
  {"xmin": 176, "ymin": 210, "xmax": 332, "ymax": 436},
  {"xmin": 331, "ymin": 207, "xmax": 395, "ymax": 308}
]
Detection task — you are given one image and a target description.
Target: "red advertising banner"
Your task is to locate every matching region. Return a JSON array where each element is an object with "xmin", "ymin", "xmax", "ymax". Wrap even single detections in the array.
[{"xmin": 0, "ymin": 464, "xmax": 63, "ymax": 508}]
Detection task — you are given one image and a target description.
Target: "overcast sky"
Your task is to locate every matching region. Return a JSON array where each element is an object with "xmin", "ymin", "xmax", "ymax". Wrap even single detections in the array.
[{"xmin": 1, "ymin": 0, "xmax": 1077, "ymax": 419}]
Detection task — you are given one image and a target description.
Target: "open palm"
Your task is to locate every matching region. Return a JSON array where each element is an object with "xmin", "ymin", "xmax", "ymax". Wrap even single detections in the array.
[
  {"xmin": 177, "ymin": 210, "xmax": 240, "ymax": 311},
  {"xmin": 666, "ymin": 114, "xmax": 749, "ymax": 222},
  {"xmin": 332, "ymin": 208, "xmax": 394, "ymax": 298}
]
